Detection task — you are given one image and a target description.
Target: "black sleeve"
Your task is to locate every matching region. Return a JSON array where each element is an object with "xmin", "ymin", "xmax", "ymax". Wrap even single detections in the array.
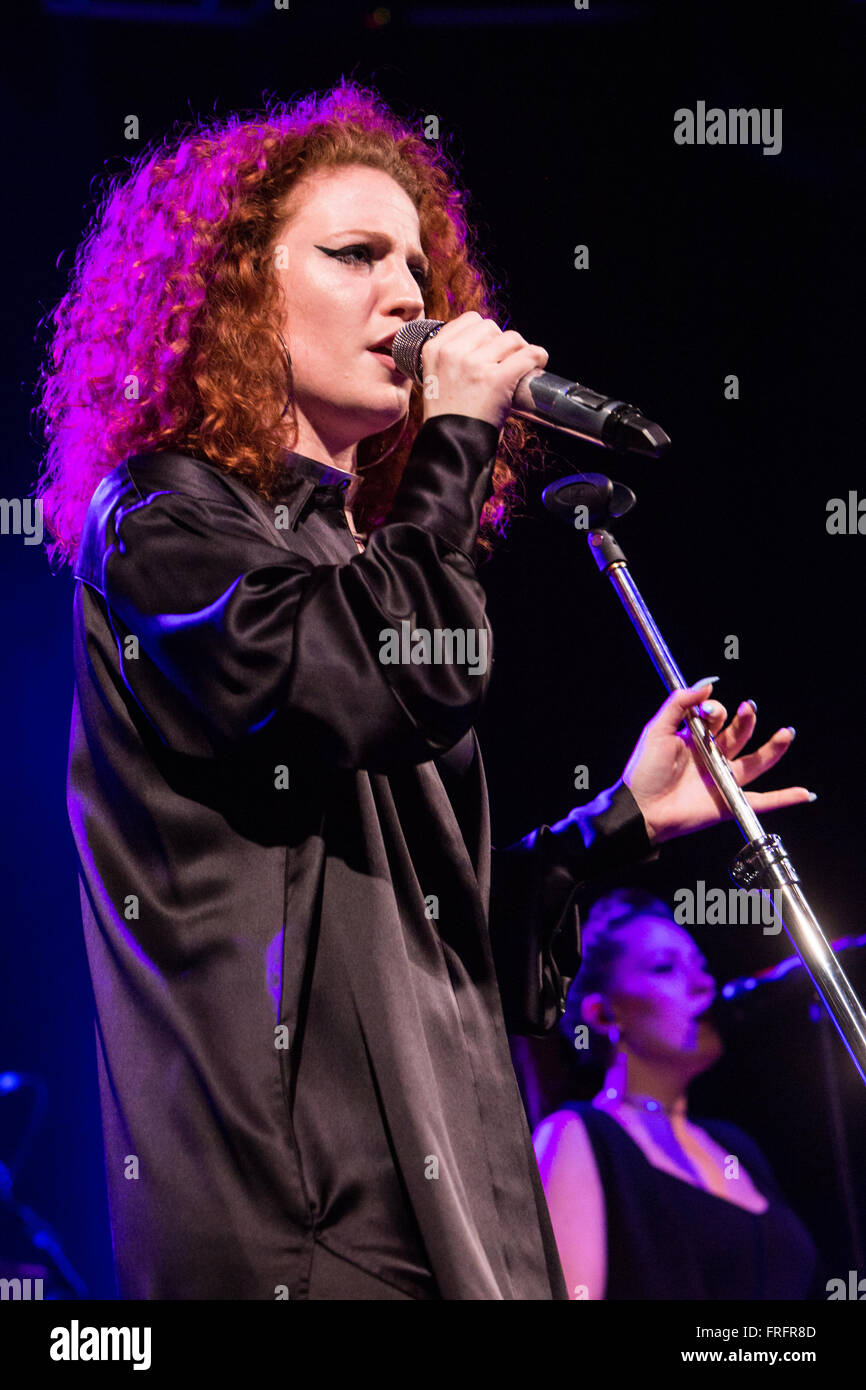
[
  {"xmin": 490, "ymin": 779, "xmax": 659, "ymax": 1037},
  {"xmin": 99, "ymin": 414, "xmax": 501, "ymax": 770}
]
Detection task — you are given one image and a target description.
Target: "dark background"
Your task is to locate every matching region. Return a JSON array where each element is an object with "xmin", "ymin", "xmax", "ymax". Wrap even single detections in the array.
[{"xmin": 1, "ymin": 0, "xmax": 863, "ymax": 1299}]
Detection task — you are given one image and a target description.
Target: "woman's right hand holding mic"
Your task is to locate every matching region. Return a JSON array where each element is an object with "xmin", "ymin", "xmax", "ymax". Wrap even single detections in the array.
[{"xmin": 418, "ymin": 310, "xmax": 549, "ymax": 432}]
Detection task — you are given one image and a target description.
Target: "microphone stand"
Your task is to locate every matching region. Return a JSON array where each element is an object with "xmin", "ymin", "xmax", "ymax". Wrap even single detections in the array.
[
  {"xmin": 542, "ymin": 472, "xmax": 866, "ymax": 1088},
  {"xmin": 810, "ymin": 994, "xmax": 865, "ymax": 1269},
  {"xmin": 721, "ymin": 942, "xmax": 866, "ymax": 1265}
]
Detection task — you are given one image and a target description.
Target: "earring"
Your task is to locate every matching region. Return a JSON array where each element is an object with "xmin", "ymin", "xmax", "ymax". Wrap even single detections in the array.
[
  {"xmin": 278, "ymin": 332, "xmax": 292, "ymax": 419},
  {"xmin": 369, "ymin": 412, "xmax": 411, "ymax": 467}
]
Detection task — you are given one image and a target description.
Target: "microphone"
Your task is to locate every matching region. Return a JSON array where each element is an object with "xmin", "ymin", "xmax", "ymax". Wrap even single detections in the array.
[
  {"xmin": 719, "ymin": 934, "xmax": 866, "ymax": 1003},
  {"xmin": 391, "ymin": 318, "xmax": 671, "ymax": 459}
]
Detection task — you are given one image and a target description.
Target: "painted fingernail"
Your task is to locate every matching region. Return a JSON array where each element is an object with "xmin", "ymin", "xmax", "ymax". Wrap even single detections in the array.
[
  {"xmin": 699, "ymin": 701, "xmax": 718, "ymax": 718},
  {"xmin": 692, "ymin": 676, "xmax": 720, "ymax": 690},
  {"xmin": 807, "ymin": 792, "xmax": 817, "ymax": 802},
  {"xmin": 787, "ymin": 726, "xmax": 796, "ymax": 739},
  {"xmin": 746, "ymin": 699, "xmax": 757, "ymax": 715}
]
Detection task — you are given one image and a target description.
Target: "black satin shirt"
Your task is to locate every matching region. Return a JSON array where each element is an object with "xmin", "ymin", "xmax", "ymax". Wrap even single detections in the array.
[{"xmin": 68, "ymin": 412, "xmax": 655, "ymax": 1300}]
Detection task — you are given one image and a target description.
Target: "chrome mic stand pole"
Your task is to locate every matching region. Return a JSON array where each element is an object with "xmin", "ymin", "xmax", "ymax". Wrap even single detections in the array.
[{"xmin": 542, "ymin": 473, "xmax": 866, "ymax": 1088}]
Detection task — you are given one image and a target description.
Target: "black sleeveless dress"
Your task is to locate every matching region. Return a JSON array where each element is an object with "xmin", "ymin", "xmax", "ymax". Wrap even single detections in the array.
[{"xmin": 560, "ymin": 1101, "xmax": 820, "ymax": 1299}]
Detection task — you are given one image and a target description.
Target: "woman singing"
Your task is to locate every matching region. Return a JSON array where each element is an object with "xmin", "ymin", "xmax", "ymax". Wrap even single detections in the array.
[
  {"xmin": 533, "ymin": 889, "xmax": 820, "ymax": 1299},
  {"xmin": 36, "ymin": 80, "xmax": 812, "ymax": 1300}
]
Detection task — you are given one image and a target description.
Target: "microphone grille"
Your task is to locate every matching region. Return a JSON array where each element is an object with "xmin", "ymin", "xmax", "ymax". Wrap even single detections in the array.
[{"xmin": 391, "ymin": 318, "xmax": 444, "ymax": 383}]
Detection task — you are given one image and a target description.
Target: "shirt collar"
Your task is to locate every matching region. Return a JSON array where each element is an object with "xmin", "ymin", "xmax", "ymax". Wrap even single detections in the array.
[{"xmin": 275, "ymin": 449, "xmax": 356, "ymax": 529}]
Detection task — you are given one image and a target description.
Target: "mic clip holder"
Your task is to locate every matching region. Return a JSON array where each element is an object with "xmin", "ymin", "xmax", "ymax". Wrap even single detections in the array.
[{"xmin": 729, "ymin": 834, "xmax": 800, "ymax": 892}]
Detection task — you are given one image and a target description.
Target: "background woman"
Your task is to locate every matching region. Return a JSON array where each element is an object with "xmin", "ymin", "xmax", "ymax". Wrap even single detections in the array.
[{"xmin": 533, "ymin": 888, "xmax": 821, "ymax": 1299}]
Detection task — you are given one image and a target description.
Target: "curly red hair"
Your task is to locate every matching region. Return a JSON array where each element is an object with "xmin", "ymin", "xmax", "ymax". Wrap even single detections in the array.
[{"xmin": 34, "ymin": 78, "xmax": 547, "ymax": 568}]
